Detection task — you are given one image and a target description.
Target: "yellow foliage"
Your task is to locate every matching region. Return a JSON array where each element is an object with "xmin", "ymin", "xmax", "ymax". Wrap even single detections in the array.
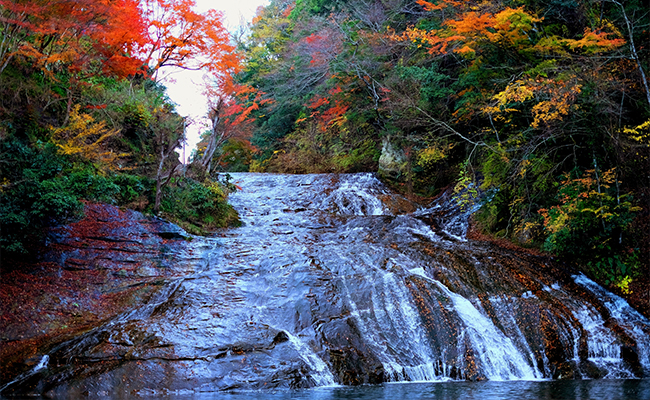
[
  {"xmin": 614, "ymin": 275, "xmax": 633, "ymax": 295},
  {"xmin": 518, "ymin": 159, "xmax": 530, "ymax": 177},
  {"xmin": 0, "ymin": 177, "xmax": 10, "ymax": 193},
  {"xmin": 206, "ymin": 180, "xmax": 227, "ymax": 199},
  {"xmin": 531, "ymin": 96, "xmax": 574, "ymax": 128},
  {"xmin": 623, "ymin": 120, "xmax": 650, "ymax": 144},
  {"xmin": 493, "ymin": 80, "xmax": 535, "ymax": 105},
  {"xmin": 416, "ymin": 144, "xmax": 449, "ymax": 169},
  {"xmin": 484, "ymin": 77, "xmax": 581, "ymax": 129},
  {"xmin": 492, "ymin": 7, "xmax": 542, "ymax": 46},
  {"xmin": 51, "ymin": 105, "xmax": 130, "ymax": 171},
  {"xmin": 534, "ymin": 36, "xmax": 569, "ymax": 55}
]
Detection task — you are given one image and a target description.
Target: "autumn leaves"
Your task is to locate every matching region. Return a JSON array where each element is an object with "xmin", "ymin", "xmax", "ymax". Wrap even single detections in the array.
[{"xmin": 0, "ymin": 0, "xmax": 239, "ymax": 90}]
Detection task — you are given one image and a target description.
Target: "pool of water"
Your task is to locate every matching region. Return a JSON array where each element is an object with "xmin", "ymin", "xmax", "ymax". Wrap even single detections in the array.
[{"xmin": 118, "ymin": 379, "xmax": 650, "ymax": 400}]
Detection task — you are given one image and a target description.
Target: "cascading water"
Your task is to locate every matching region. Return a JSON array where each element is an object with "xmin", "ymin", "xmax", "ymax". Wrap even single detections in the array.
[{"xmin": 2, "ymin": 173, "xmax": 649, "ymax": 397}]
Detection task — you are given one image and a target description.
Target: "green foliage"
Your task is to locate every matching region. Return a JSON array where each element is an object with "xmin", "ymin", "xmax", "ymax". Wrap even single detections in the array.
[
  {"xmin": 0, "ymin": 1, "xmax": 243, "ymax": 265},
  {"xmin": 331, "ymin": 139, "xmax": 379, "ymax": 172},
  {"xmin": 2, "ymin": 0, "xmax": 647, "ymax": 302},
  {"xmin": 159, "ymin": 177, "xmax": 239, "ymax": 234},
  {"xmin": 479, "ymin": 148, "xmax": 510, "ymax": 191},
  {"xmin": 585, "ymin": 254, "xmax": 640, "ymax": 290},
  {"xmin": 1, "ymin": 138, "xmax": 73, "ymax": 254},
  {"xmin": 80, "ymin": 77, "xmax": 175, "ymax": 170},
  {"xmin": 292, "ymin": 0, "xmax": 345, "ymax": 18},
  {"xmin": 218, "ymin": 139, "xmax": 255, "ymax": 172},
  {"xmin": 538, "ymin": 168, "xmax": 641, "ymax": 282},
  {"xmin": 0, "ymin": 138, "xmax": 124, "ymax": 254},
  {"xmin": 396, "ymin": 64, "xmax": 453, "ymax": 106},
  {"xmin": 111, "ymin": 174, "xmax": 151, "ymax": 205},
  {"xmin": 0, "ymin": 131, "xmax": 235, "ymax": 254},
  {"xmin": 539, "ymin": 168, "xmax": 639, "ymax": 255}
]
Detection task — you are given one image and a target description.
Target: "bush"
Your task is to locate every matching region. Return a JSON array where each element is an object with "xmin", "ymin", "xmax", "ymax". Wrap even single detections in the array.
[
  {"xmin": 538, "ymin": 168, "xmax": 641, "ymax": 284},
  {"xmin": 0, "ymin": 137, "xmax": 148, "ymax": 255},
  {"xmin": 159, "ymin": 177, "xmax": 239, "ymax": 234},
  {"xmin": 1, "ymin": 139, "xmax": 82, "ymax": 255},
  {"xmin": 111, "ymin": 173, "xmax": 153, "ymax": 210}
]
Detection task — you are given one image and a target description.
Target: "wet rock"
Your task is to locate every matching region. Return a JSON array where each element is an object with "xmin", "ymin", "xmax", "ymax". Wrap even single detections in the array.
[
  {"xmin": 0, "ymin": 202, "xmax": 199, "ymax": 390},
  {"xmin": 272, "ymin": 331, "xmax": 290, "ymax": 346},
  {"xmin": 3, "ymin": 173, "xmax": 650, "ymax": 397},
  {"xmin": 329, "ymin": 347, "xmax": 385, "ymax": 385}
]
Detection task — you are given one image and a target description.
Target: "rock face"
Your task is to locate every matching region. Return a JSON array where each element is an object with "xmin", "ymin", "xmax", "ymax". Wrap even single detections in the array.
[
  {"xmin": 0, "ymin": 203, "xmax": 203, "ymax": 389},
  {"xmin": 2, "ymin": 174, "xmax": 650, "ymax": 397},
  {"xmin": 44, "ymin": 202, "xmax": 194, "ymax": 276},
  {"xmin": 378, "ymin": 136, "xmax": 408, "ymax": 179}
]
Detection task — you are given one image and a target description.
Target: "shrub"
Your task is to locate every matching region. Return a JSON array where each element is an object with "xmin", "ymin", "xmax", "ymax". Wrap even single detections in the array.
[
  {"xmin": 1, "ymin": 139, "xmax": 82, "ymax": 255},
  {"xmin": 159, "ymin": 177, "xmax": 239, "ymax": 234},
  {"xmin": 538, "ymin": 168, "xmax": 641, "ymax": 284}
]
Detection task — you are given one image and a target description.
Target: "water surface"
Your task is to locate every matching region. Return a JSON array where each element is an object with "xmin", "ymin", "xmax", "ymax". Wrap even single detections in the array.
[{"xmin": 136, "ymin": 379, "xmax": 650, "ymax": 400}]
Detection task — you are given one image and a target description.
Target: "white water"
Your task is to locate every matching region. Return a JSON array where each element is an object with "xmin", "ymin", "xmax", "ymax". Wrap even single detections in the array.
[
  {"xmin": 286, "ymin": 332, "xmax": 338, "ymax": 386},
  {"xmin": 224, "ymin": 173, "xmax": 650, "ymax": 384},
  {"xmin": 574, "ymin": 274, "xmax": 650, "ymax": 375},
  {"xmin": 33, "ymin": 355, "xmax": 49, "ymax": 372},
  {"xmin": 433, "ymin": 282, "xmax": 540, "ymax": 381},
  {"xmin": 6, "ymin": 173, "xmax": 650, "ymax": 397}
]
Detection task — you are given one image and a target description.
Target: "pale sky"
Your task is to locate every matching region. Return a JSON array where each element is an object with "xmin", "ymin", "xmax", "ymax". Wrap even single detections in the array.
[{"xmin": 163, "ymin": 0, "xmax": 270, "ymax": 163}]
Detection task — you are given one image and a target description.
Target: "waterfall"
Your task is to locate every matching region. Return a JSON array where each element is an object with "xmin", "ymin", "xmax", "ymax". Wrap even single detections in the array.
[
  {"xmin": 574, "ymin": 274, "xmax": 650, "ymax": 375},
  {"xmin": 432, "ymin": 281, "xmax": 540, "ymax": 381},
  {"xmin": 3, "ymin": 173, "xmax": 649, "ymax": 397}
]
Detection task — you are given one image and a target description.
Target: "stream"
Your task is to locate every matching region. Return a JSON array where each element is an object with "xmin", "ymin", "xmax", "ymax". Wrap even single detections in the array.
[{"xmin": 2, "ymin": 173, "xmax": 649, "ymax": 398}]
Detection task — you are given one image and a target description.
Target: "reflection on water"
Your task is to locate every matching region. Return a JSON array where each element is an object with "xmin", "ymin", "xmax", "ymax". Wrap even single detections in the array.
[{"xmin": 128, "ymin": 380, "xmax": 650, "ymax": 400}]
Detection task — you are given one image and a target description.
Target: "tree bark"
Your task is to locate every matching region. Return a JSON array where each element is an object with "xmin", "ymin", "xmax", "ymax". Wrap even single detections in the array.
[
  {"xmin": 199, "ymin": 98, "xmax": 225, "ymax": 173},
  {"xmin": 608, "ymin": 0, "xmax": 650, "ymax": 108},
  {"xmin": 154, "ymin": 122, "xmax": 184, "ymax": 213}
]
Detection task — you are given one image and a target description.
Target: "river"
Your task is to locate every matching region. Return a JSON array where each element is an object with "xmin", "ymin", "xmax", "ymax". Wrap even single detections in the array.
[{"xmin": 1, "ymin": 173, "xmax": 649, "ymax": 398}]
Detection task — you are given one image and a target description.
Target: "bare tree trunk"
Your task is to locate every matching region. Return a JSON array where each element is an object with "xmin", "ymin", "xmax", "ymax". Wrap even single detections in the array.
[
  {"xmin": 154, "ymin": 122, "xmax": 184, "ymax": 213},
  {"xmin": 199, "ymin": 98, "xmax": 225, "ymax": 173},
  {"xmin": 608, "ymin": 0, "xmax": 650, "ymax": 108}
]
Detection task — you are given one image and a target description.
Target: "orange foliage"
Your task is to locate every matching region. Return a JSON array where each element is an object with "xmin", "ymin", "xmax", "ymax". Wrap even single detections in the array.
[
  {"xmin": 141, "ymin": 0, "xmax": 240, "ymax": 84},
  {"xmin": 399, "ymin": 2, "xmax": 624, "ymax": 59},
  {"xmin": 307, "ymin": 95, "xmax": 330, "ymax": 109},
  {"xmin": 395, "ymin": 6, "xmax": 542, "ymax": 56},
  {"xmin": 565, "ymin": 27, "xmax": 625, "ymax": 54},
  {"xmin": 0, "ymin": 0, "xmax": 147, "ymax": 78},
  {"xmin": 416, "ymin": 0, "xmax": 461, "ymax": 12}
]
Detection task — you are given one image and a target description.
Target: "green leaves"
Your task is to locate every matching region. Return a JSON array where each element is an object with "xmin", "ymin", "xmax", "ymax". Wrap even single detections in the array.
[
  {"xmin": 538, "ymin": 168, "xmax": 639, "ymax": 274},
  {"xmin": 397, "ymin": 64, "xmax": 453, "ymax": 106},
  {"xmin": 159, "ymin": 177, "xmax": 239, "ymax": 234}
]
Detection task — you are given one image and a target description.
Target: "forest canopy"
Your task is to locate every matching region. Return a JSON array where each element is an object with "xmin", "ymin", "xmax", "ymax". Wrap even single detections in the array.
[{"xmin": 227, "ymin": 0, "xmax": 649, "ymax": 295}]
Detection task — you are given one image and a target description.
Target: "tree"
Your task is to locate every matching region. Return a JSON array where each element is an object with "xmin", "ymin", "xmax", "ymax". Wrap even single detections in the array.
[
  {"xmin": 152, "ymin": 105, "xmax": 185, "ymax": 212},
  {"xmin": 141, "ymin": 0, "xmax": 240, "ymax": 85},
  {"xmin": 51, "ymin": 105, "xmax": 129, "ymax": 172},
  {"xmin": 600, "ymin": 0, "xmax": 650, "ymax": 107},
  {"xmin": 194, "ymin": 81, "xmax": 267, "ymax": 174},
  {"xmin": 0, "ymin": 0, "xmax": 147, "ymax": 78}
]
